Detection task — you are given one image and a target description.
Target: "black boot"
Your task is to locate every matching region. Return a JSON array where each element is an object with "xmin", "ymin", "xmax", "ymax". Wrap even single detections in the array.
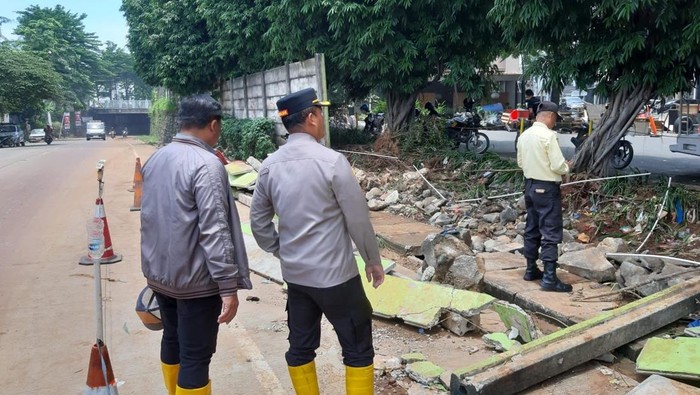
[
  {"xmin": 523, "ymin": 259, "xmax": 543, "ymax": 281},
  {"xmin": 540, "ymin": 261, "xmax": 572, "ymax": 292}
]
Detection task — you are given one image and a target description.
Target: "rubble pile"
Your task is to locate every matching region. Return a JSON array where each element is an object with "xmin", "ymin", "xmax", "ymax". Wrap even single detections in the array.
[{"xmin": 352, "ymin": 165, "xmax": 699, "ymax": 296}]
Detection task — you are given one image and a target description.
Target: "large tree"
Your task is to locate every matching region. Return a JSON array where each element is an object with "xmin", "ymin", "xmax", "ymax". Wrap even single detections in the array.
[
  {"xmin": 265, "ymin": 0, "xmax": 505, "ymax": 133},
  {"xmin": 121, "ymin": 0, "xmax": 225, "ymax": 95},
  {"xmin": 14, "ymin": 5, "xmax": 105, "ymax": 109},
  {"xmin": 96, "ymin": 41, "xmax": 150, "ymax": 100},
  {"xmin": 490, "ymin": 0, "xmax": 700, "ymax": 175},
  {"xmin": 0, "ymin": 46, "xmax": 61, "ymax": 115}
]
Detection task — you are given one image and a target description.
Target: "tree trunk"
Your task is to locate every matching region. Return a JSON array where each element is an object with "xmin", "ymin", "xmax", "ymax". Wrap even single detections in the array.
[
  {"xmin": 573, "ymin": 86, "xmax": 652, "ymax": 176},
  {"xmin": 385, "ymin": 90, "xmax": 418, "ymax": 133}
]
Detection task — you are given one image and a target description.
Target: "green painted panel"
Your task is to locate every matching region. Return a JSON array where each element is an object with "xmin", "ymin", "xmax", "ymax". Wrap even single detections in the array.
[{"xmin": 637, "ymin": 337, "xmax": 700, "ymax": 378}]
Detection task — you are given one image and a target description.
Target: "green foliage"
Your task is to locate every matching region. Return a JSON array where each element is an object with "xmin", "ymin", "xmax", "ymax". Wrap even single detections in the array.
[
  {"xmin": 96, "ymin": 41, "xmax": 150, "ymax": 100},
  {"xmin": 329, "ymin": 127, "xmax": 374, "ymax": 148},
  {"xmin": 15, "ymin": 5, "xmax": 104, "ymax": 108},
  {"xmin": 220, "ymin": 117, "xmax": 276, "ymax": 160},
  {"xmin": 0, "ymin": 46, "xmax": 61, "ymax": 114},
  {"xmin": 397, "ymin": 113, "xmax": 453, "ymax": 154},
  {"xmin": 490, "ymin": 0, "xmax": 700, "ymax": 98},
  {"xmin": 122, "ymin": 0, "xmax": 225, "ymax": 95},
  {"xmin": 266, "ymin": 0, "xmax": 507, "ymax": 132},
  {"xmin": 148, "ymin": 97, "xmax": 177, "ymax": 143}
]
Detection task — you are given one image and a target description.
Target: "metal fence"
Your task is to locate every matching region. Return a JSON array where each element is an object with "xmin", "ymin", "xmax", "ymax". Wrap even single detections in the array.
[{"xmin": 93, "ymin": 100, "xmax": 151, "ymax": 110}]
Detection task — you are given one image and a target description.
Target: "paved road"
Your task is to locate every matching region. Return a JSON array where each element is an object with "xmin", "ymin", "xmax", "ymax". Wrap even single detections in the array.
[
  {"xmin": 0, "ymin": 139, "xmax": 306, "ymax": 394},
  {"xmin": 483, "ymin": 129, "xmax": 700, "ymax": 184}
]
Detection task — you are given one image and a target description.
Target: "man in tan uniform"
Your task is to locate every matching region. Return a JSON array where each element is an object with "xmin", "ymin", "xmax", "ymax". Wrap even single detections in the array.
[{"xmin": 516, "ymin": 101, "xmax": 573, "ymax": 292}]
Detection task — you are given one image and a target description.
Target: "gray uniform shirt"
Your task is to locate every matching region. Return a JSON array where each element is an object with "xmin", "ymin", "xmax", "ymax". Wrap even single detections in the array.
[
  {"xmin": 141, "ymin": 133, "xmax": 252, "ymax": 298},
  {"xmin": 250, "ymin": 132, "xmax": 381, "ymax": 288}
]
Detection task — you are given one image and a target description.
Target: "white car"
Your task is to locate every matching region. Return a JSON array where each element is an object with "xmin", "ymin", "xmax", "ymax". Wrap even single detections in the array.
[
  {"xmin": 562, "ymin": 97, "xmax": 586, "ymax": 109},
  {"xmin": 28, "ymin": 128, "xmax": 45, "ymax": 143}
]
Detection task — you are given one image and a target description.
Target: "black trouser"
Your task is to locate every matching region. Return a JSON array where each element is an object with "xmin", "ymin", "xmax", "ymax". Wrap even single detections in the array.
[
  {"xmin": 285, "ymin": 275, "xmax": 374, "ymax": 367},
  {"xmin": 155, "ymin": 292, "xmax": 222, "ymax": 389},
  {"xmin": 523, "ymin": 179, "xmax": 563, "ymax": 263}
]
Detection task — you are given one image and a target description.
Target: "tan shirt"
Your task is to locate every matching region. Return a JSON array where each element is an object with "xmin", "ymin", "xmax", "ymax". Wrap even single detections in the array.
[
  {"xmin": 517, "ymin": 122, "xmax": 570, "ymax": 182},
  {"xmin": 250, "ymin": 132, "xmax": 381, "ymax": 288}
]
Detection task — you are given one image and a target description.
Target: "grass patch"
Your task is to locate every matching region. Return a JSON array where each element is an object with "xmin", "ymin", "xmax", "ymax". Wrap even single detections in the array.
[{"xmin": 138, "ymin": 135, "xmax": 160, "ymax": 145}]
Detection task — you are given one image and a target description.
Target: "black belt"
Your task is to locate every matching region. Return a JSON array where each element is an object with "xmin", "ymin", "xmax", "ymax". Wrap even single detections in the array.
[{"xmin": 525, "ymin": 178, "xmax": 561, "ymax": 186}]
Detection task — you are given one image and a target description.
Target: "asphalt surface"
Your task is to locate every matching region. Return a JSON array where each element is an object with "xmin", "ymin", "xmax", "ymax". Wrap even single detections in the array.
[{"xmin": 483, "ymin": 129, "xmax": 700, "ymax": 185}]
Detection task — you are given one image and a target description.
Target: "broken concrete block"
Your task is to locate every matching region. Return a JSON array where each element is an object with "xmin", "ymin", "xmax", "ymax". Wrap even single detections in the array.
[
  {"xmin": 626, "ymin": 374, "xmax": 700, "ymax": 395},
  {"xmin": 422, "ymin": 234, "xmax": 472, "ymax": 281},
  {"xmin": 560, "ymin": 242, "xmax": 588, "ymax": 254},
  {"xmin": 618, "ymin": 260, "xmax": 659, "ymax": 296},
  {"xmin": 471, "ymin": 235, "xmax": 485, "ymax": 253},
  {"xmin": 492, "ymin": 301, "xmax": 541, "ymax": 343},
  {"xmin": 374, "ymin": 355, "xmax": 403, "ymax": 371},
  {"xmin": 365, "ymin": 187, "xmax": 382, "ymax": 200},
  {"xmin": 493, "ymin": 242, "xmax": 524, "ymax": 253},
  {"xmin": 429, "ymin": 213, "xmax": 452, "ymax": 226},
  {"xmin": 229, "ymin": 171, "xmax": 258, "ymax": 190},
  {"xmin": 482, "ymin": 213, "xmax": 501, "ymax": 223},
  {"xmin": 444, "ymin": 255, "xmax": 484, "ymax": 290},
  {"xmin": 459, "ymin": 217, "xmax": 479, "ymax": 230},
  {"xmin": 558, "ymin": 247, "xmax": 616, "ymax": 283},
  {"xmin": 420, "ymin": 266, "xmax": 435, "ymax": 282},
  {"xmin": 384, "ymin": 190, "xmax": 400, "ymax": 205},
  {"xmin": 441, "ymin": 311, "xmax": 477, "ymax": 336},
  {"xmin": 401, "ymin": 353, "xmax": 427, "ymax": 364},
  {"xmin": 458, "ymin": 229, "xmax": 473, "ymax": 249},
  {"xmin": 662, "ymin": 263, "xmax": 696, "ymax": 287},
  {"xmin": 245, "ymin": 156, "xmax": 262, "ymax": 171},
  {"xmin": 636, "ymin": 337, "xmax": 700, "ymax": 380},
  {"xmin": 639, "ymin": 256, "xmax": 665, "ymax": 273},
  {"xmin": 225, "ymin": 160, "xmax": 253, "ymax": 176},
  {"xmin": 483, "ymin": 239, "xmax": 498, "ymax": 253},
  {"xmin": 368, "ymin": 198, "xmax": 390, "ymax": 211},
  {"xmin": 499, "ymin": 207, "xmax": 518, "ymax": 224},
  {"xmin": 597, "ymin": 237, "xmax": 628, "ymax": 255},
  {"xmin": 360, "ymin": 259, "xmax": 495, "ymax": 328},
  {"xmin": 482, "ymin": 332, "xmax": 521, "ymax": 352},
  {"xmin": 406, "ymin": 361, "xmax": 444, "ymax": 385}
]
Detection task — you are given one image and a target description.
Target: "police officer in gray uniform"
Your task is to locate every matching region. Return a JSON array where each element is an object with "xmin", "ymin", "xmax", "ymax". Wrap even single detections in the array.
[
  {"xmin": 516, "ymin": 101, "xmax": 573, "ymax": 292},
  {"xmin": 250, "ymin": 88, "xmax": 385, "ymax": 395}
]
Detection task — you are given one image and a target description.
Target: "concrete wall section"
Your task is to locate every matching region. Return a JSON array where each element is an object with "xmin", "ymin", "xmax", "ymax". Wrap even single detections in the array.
[{"xmin": 224, "ymin": 55, "xmax": 327, "ymax": 138}]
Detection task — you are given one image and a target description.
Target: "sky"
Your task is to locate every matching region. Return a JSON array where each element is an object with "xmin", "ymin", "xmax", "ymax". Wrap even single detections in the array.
[{"xmin": 0, "ymin": 0, "xmax": 129, "ymax": 49}]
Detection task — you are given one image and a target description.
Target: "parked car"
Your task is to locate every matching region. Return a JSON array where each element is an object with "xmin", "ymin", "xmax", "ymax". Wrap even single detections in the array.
[
  {"xmin": 28, "ymin": 128, "xmax": 45, "ymax": 143},
  {"xmin": 561, "ymin": 96, "xmax": 586, "ymax": 110},
  {"xmin": 0, "ymin": 123, "xmax": 25, "ymax": 147}
]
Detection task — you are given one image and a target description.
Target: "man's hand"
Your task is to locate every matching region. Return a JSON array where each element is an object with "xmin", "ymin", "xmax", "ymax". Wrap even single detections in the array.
[
  {"xmin": 218, "ymin": 294, "xmax": 239, "ymax": 324},
  {"xmin": 365, "ymin": 264, "xmax": 385, "ymax": 289},
  {"xmin": 566, "ymin": 160, "xmax": 573, "ymax": 169}
]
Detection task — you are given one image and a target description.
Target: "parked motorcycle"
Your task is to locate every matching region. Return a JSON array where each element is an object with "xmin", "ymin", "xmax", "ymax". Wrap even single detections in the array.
[
  {"xmin": 571, "ymin": 123, "xmax": 634, "ymax": 169},
  {"xmin": 360, "ymin": 104, "xmax": 384, "ymax": 137},
  {"xmin": 445, "ymin": 111, "xmax": 490, "ymax": 154}
]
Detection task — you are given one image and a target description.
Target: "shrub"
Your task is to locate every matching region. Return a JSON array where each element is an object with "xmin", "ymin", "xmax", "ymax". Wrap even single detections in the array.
[
  {"xmin": 220, "ymin": 117, "xmax": 276, "ymax": 160},
  {"xmin": 329, "ymin": 126, "xmax": 374, "ymax": 148}
]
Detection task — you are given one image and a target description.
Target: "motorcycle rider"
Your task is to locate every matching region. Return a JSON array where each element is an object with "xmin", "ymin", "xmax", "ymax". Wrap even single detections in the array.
[
  {"xmin": 43, "ymin": 124, "xmax": 53, "ymax": 141},
  {"xmin": 122, "ymin": 127, "xmax": 128, "ymax": 138},
  {"xmin": 110, "ymin": 127, "xmax": 116, "ymax": 139}
]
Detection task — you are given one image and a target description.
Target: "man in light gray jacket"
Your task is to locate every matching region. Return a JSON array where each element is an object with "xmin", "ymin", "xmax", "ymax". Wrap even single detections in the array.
[{"xmin": 141, "ymin": 94, "xmax": 252, "ymax": 395}]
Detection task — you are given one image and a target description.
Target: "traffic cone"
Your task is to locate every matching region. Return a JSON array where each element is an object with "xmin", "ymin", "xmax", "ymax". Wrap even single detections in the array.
[
  {"xmin": 215, "ymin": 149, "xmax": 229, "ymax": 165},
  {"xmin": 129, "ymin": 161, "xmax": 143, "ymax": 212},
  {"xmin": 79, "ymin": 198, "xmax": 122, "ymax": 265},
  {"xmin": 85, "ymin": 340, "xmax": 119, "ymax": 394},
  {"xmin": 127, "ymin": 158, "xmax": 141, "ymax": 192}
]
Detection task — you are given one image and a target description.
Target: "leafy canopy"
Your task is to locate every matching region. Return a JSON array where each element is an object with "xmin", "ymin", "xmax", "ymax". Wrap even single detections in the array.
[
  {"xmin": 489, "ymin": 0, "xmax": 700, "ymax": 97},
  {"xmin": 14, "ymin": 5, "xmax": 105, "ymax": 108},
  {"xmin": 266, "ymin": 0, "xmax": 505, "ymax": 100},
  {"xmin": 121, "ymin": 0, "xmax": 225, "ymax": 95},
  {"xmin": 0, "ymin": 46, "xmax": 61, "ymax": 115}
]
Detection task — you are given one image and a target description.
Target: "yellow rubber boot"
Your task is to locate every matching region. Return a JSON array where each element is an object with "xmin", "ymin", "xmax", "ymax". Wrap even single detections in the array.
[
  {"xmin": 176, "ymin": 380, "xmax": 211, "ymax": 395},
  {"xmin": 346, "ymin": 364, "xmax": 374, "ymax": 395},
  {"xmin": 288, "ymin": 361, "xmax": 320, "ymax": 395},
  {"xmin": 161, "ymin": 362, "xmax": 179, "ymax": 395}
]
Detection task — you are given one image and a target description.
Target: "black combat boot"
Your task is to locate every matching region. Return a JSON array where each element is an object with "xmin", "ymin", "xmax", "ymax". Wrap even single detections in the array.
[
  {"xmin": 540, "ymin": 261, "xmax": 572, "ymax": 292},
  {"xmin": 523, "ymin": 259, "xmax": 543, "ymax": 281}
]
